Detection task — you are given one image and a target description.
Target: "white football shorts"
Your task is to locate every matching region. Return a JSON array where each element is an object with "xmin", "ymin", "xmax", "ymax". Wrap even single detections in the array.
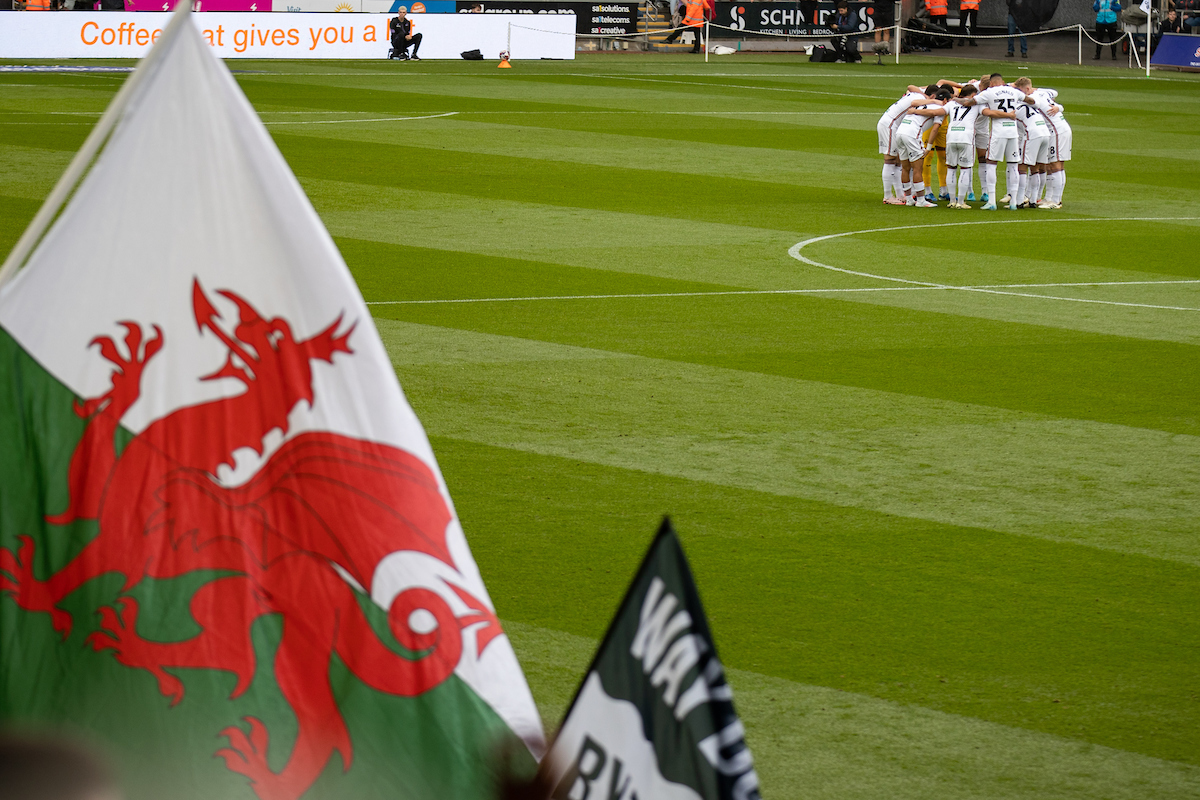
[
  {"xmin": 945, "ymin": 141, "xmax": 975, "ymax": 169},
  {"xmin": 877, "ymin": 116, "xmax": 900, "ymax": 156},
  {"xmin": 1052, "ymin": 124, "xmax": 1073, "ymax": 162},
  {"xmin": 896, "ymin": 129, "xmax": 926, "ymax": 163},
  {"xmin": 986, "ymin": 135, "xmax": 1019, "ymax": 163},
  {"xmin": 1022, "ymin": 135, "xmax": 1050, "ymax": 166}
]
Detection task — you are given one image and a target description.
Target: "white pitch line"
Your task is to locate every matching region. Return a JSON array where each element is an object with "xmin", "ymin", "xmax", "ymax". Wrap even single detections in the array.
[
  {"xmin": 263, "ymin": 111, "xmax": 458, "ymax": 125},
  {"xmin": 365, "ymin": 286, "xmax": 936, "ymax": 305},
  {"xmin": 364, "ymin": 217, "xmax": 1200, "ymax": 309},
  {"xmin": 788, "ymin": 216, "xmax": 1200, "ymax": 313},
  {"xmin": 594, "ymin": 74, "xmax": 896, "ymax": 100}
]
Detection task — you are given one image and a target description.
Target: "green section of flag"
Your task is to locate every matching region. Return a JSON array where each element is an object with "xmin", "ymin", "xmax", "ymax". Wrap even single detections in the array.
[{"xmin": 0, "ymin": 326, "xmax": 530, "ymax": 799}]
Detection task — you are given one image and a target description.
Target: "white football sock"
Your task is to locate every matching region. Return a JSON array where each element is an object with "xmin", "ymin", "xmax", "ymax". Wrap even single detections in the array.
[
  {"xmin": 1006, "ymin": 163, "xmax": 1019, "ymax": 201},
  {"xmin": 889, "ymin": 165, "xmax": 904, "ymax": 198},
  {"xmin": 983, "ymin": 163, "xmax": 997, "ymax": 200},
  {"xmin": 1046, "ymin": 172, "xmax": 1060, "ymax": 203},
  {"xmin": 958, "ymin": 167, "xmax": 972, "ymax": 203},
  {"xmin": 1017, "ymin": 172, "xmax": 1028, "ymax": 204}
]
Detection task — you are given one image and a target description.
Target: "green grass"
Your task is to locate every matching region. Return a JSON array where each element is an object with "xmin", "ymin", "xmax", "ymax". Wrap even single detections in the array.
[{"xmin": 3, "ymin": 53, "xmax": 1200, "ymax": 797}]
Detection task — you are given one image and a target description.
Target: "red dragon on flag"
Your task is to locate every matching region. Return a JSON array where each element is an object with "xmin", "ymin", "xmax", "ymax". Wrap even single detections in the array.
[{"xmin": 1, "ymin": 281, "xmax": 504, "ymax": 800}]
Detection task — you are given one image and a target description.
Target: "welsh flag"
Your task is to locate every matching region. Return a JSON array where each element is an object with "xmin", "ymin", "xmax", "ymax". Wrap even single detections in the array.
[
  {"xmin": 544, "ymin": 520, "xmax": 760, "ymax": 800},
  {"xmin": 0, "ymin": 9, "xmax": 543, "ymax": 799}
]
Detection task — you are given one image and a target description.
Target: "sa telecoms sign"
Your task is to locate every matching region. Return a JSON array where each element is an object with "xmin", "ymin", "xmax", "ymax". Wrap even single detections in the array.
[{"xmin": 0, "ymin": 11, "xmax": 575, "ymax": 58}]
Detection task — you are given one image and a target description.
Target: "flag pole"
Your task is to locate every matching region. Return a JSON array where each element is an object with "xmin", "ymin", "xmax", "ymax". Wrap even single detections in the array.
[
  {"xmin": 0, "ymin": 1, "xmax": 193, "ymax": 292},
  {"xmin": 894, "ymin": 0, "xmax": 900, "ymax": 64},
  {"xmin": 1141, "ymin": 0, "xmax": 1153, "ymax": 76}
]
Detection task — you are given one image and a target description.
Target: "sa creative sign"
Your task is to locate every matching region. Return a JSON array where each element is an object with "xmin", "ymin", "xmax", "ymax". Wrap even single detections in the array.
[
  {"xmin": 0, "ymin": 11, "xmax": 575, "ymax": 58},
  {"xmin": 456, "ymin": 0, "xmax": 638, "ymax": 34},
  {"xmin": 715, "ymin": 1, "xmax": 880, "ymax": 35}
]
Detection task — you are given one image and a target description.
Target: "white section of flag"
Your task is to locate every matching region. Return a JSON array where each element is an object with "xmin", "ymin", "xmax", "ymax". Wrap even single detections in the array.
[
  {"xmin": 547, "ymin": 673, "xmax": 702, "ymax": 800},
  {"xmin": 0, "ymin": 9, "xmax": 543, "ymax": 756}
]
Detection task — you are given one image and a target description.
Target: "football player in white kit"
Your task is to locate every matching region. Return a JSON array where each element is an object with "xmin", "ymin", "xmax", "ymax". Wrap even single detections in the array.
[
  {"xmin": 971, "ymin": 73, "xmax": 999, "ymax": 203},
  {"xmin": 959, "ymin": 74, "xmax": 1026, "ymax": 211},
  {"xmin": 1038, "ymin": 90, "xmax": 1071, "ymax": 209},
  {"xmin": 1011, "ymin": 77, "xmax": 1054, "ymax": 208},
  {"xmin": 942, "ymin": 84, "xmax": 981, "ymax": 209},
  {"xmin": 877, "ymin": 84, "xmax": 943, "ymax": 204},
  {"xmin": 895, "ymin": 88, "xmax": 951, "ymax": 207}
]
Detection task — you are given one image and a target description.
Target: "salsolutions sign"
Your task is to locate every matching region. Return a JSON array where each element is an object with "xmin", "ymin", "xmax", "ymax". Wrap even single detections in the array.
[{"xmin": 456, "ymin": 1, "xmax": 637, "ymax": 34}]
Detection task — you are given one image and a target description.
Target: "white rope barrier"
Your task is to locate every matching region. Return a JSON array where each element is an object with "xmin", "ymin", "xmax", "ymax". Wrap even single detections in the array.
[
  {"xmin": 510, "ymin": 14, "xmax": 1158, "ymax": 70},
  {"xmin": 896, "ymin": 21, "xmax": 1085, "ymax": 39}
]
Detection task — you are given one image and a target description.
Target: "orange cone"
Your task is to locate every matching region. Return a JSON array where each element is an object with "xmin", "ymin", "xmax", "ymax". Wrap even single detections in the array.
[{"xmin": 498, "ymin": 58, "xmax": 512, "ymax": 68}]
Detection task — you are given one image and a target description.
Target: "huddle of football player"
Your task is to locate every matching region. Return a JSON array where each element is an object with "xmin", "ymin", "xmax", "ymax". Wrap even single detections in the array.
[{"xmin": 877, "ymin": 73, "xmax": 1072, "ymax": 209}]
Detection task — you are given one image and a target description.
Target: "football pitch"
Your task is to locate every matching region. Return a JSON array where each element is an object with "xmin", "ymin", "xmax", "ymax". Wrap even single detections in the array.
[{"xmin": 2, "ymin": 52, "xmax": 1199, "ymax": 798}]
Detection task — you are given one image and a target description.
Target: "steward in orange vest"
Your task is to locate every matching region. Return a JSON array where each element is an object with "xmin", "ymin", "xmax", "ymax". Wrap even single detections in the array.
[
  {"xmin": 25, "ymin": 0, "xmax": 52, "ymax": 10},
  {"xmin": 958, "ymin": 0, "xmax": 979, "ymax": 44},
  {"xmin": 925, "ymin": 0, "xmax": 948, "ymax": 16},
  {"xmin": 663, "ymin": 0, "xmax": 706, "ymax": 52}
]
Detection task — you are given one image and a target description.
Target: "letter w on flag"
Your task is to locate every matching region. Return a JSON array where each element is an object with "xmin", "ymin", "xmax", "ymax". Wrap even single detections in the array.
[{"xmin": 543, "ymin": 519, "xmax": 761, "ymax": 800}]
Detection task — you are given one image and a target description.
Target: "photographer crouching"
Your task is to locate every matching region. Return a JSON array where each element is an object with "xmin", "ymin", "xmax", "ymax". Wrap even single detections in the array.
[{"xmin": 830, "ymin": 0, "xmax": 863, "ymax": 62}]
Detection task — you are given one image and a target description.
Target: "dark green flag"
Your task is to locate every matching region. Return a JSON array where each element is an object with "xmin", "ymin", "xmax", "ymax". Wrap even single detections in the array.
[{"xmin": 544, "ymin": 519, "xmax": 760, "ymax": 800}]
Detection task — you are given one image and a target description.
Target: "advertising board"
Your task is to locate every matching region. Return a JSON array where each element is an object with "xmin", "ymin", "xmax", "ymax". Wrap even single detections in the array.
[
  {"xmin": 1151, "ymin": 32, "xmax": 1200, "ymax": 70},
  {"xmin": 266, "ymin": 0, "xmax": 456, "ymax": 12},
  {"xmin": 714, "ymin": 1, "xmax": 879, "ymax": 36},
  {"xmin": 0, "ymin": 11, "xmax": 576, "ymax": 58},
  {"xmin": 455, "ymin": 1, "xmax": 636, "ymax": 35}
]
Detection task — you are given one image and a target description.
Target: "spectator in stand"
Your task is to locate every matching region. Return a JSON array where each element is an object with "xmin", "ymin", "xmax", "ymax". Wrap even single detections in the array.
[
  {"xmin": 926, "ymin": 0, "xmax": 949, "ymax": 28},
  {"xmin": 1093, "ymin": 0, "xmax": 1122, "ymax": 57},
  {"xmin": 1006, "ymin": 0, "xmax": 1030, "ymax": 56},
  {"xmin": 872, "ymin": 0, "xmax": 894, "ymax": 54},
  {"xmin": 1154, "ymin": 7, "xmax": 1183, "ymax": 51},
  {"xmin": 1182, "ymin": 0, "xmax": 1200, "ymax": 31},
  {"xmin": 958, "ymin": 0, "xmax": 979, "ymax": 45},
  {"xmin": 831, "ymin": 0, "xmax": 863, "ymax": 61}
]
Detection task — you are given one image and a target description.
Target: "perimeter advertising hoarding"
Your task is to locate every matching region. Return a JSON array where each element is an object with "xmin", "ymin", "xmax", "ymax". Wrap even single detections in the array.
[
  {"xmin": 715, "ymin": 1, "xmax": 879, "ymax": 35},
  {"xmin": 125, "ymin": 0, "xmax": 270, "ymax": 11},
  {"xmin": 268, "ymin": 0, "xmax": 457, "ymax": 11},
  {"xmin": 455, "ymin": 1, "xmax": 637, "ymax": 35},
  {"xmin": 0, "ymin": 11, "xmax": 576, "ymax": 58},
  {"xmin": 1151, "ymin": 32, "xmax": 1200, "ymax": 70}
]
